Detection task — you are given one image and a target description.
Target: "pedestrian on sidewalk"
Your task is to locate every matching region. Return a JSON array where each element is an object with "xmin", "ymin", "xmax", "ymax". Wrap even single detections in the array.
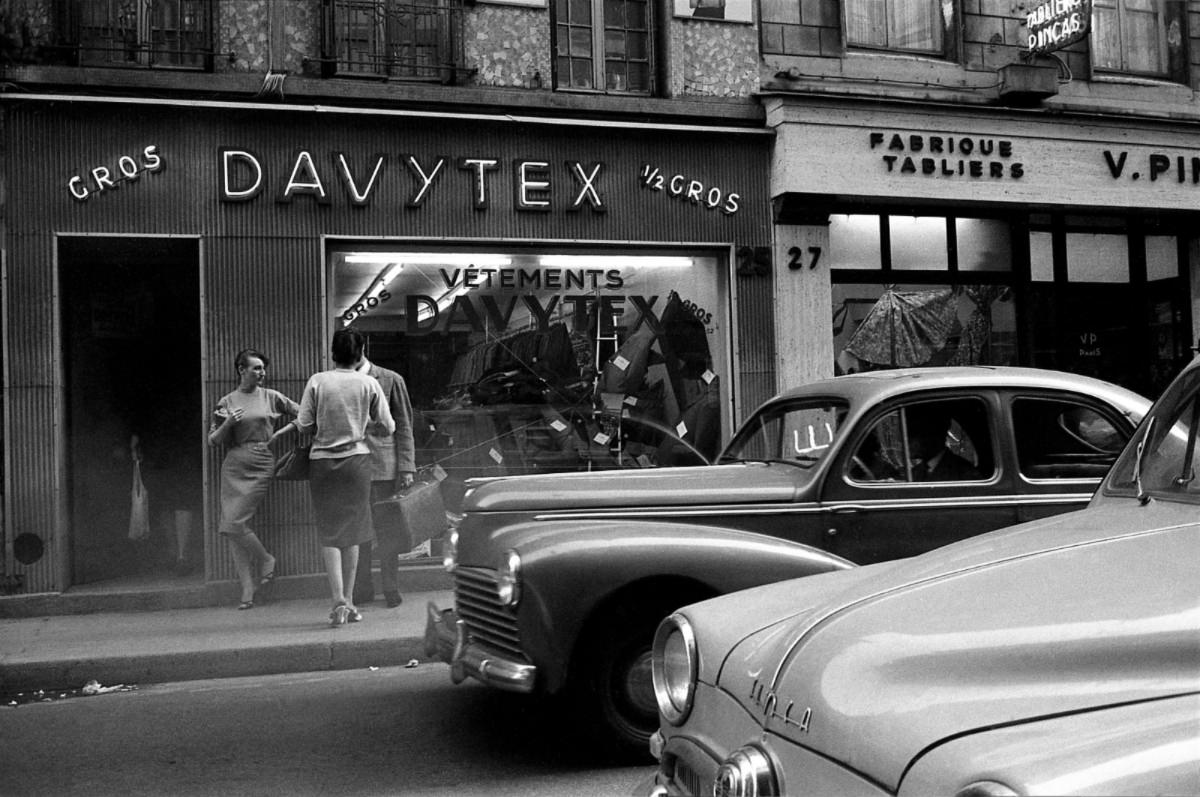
[
  {"xmin": 297, "ymin": 328, "xmax": 396, "ymax": 627},
  {"xmin": 208, "ymin": 348, "xmax": 300, "ymax": 610},
  {"xmin": 352, "ymin": 350, "xmax": 416, "ymax": 609}
]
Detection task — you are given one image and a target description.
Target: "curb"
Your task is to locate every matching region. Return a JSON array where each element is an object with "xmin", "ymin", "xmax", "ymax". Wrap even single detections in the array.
[{"xmin": 1, "ymin": 634, "xmax": 432, "ymax": 694}]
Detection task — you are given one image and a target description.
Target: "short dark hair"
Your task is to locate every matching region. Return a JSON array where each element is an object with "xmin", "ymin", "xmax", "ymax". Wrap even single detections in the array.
[
  {"xmin": 234, "ymin": 348, "xmax": 269, "ymax": 377},
  {"xmin": 332, "ymin": 328, "xmax": 365, "ymax": 367}
]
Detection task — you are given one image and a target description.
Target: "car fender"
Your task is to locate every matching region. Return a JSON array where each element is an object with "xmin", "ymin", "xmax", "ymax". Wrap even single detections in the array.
[{"xmin": 498, "ymin": 519, "xmax": 853, "ymax": 694}]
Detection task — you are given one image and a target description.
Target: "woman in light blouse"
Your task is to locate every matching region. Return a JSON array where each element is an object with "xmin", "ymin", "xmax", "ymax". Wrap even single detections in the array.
[{"xmin": 296, "ymin": 329, "xmax": 395, "ymax": 626}]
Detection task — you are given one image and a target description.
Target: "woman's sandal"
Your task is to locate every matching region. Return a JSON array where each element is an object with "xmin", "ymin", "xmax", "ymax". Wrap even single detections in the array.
[
  {"xmin": 238, "ymin": 601, "xmax": 254, "ymax": 611},
  {"xmin": 329, "ymin": 603, "xmax": 349, "ymax": 627},
  {"xmin": 259, "ymin": 570, "xmax": 278, "ymax": 587},
  {"xmin": 347, "ymin": 607, "xmax": 363, "ymax": 623}
]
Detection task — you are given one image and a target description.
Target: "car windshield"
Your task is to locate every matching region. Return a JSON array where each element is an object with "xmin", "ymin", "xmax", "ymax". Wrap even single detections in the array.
[
  {"xmin": 720, "ymin": 399, "xmax": 849, "ymax": 467},
  {"xmin": 1108, "ymin": 364, "xmax": 1200, "ymax": 502}
]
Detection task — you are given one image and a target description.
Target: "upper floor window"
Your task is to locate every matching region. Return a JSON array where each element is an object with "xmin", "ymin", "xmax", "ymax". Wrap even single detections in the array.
[
  {"xmin": 324, "ymin": 0, "xmax": 466, "ymax": 82},
  {"xmin": 845, "ymin": 0, "xmax": 945, "ymax": 55},
  {"xmin": 73, "ymin": 0, "xmax": 212, "ymax": 69},
  {"xmin": 554, "ymin": 0, "xmax": 653, "ymax": 93},
  {"xmin": 1092, "ymin": 0, "xmax": 1187, "ymax": 79}
]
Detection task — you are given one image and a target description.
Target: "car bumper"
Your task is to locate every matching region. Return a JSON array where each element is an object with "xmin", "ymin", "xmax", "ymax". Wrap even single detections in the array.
[{"xmin": 423, "ymin": 601, "xmax": 537, "ymax": 693}]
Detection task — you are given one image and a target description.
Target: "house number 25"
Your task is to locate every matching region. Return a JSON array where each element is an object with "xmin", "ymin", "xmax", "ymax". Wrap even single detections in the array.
[{"xmin": 788, "ymin": 246, "xmax": 822, "ymax": 271}]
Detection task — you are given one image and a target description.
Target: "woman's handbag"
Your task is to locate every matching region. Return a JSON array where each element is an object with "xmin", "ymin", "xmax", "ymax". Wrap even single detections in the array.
[{"xmin": 274, "ymin": 444, "xmax": 311, "ymax": 481}]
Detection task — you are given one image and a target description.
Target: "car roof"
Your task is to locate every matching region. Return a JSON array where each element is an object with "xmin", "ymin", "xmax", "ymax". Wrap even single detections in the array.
[{"xmin": 764, "ymin": 366, "xmax": 1150, "ymax": 412}]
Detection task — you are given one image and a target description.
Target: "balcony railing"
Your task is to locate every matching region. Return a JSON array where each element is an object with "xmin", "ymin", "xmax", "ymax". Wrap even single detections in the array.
[
  {"xmin": 324, "ymin": 0, "xmax": 467, "ymax": 83},
  {"xmin": 69, "ymin": 0, "xmax": 214, "ymax": 70}
]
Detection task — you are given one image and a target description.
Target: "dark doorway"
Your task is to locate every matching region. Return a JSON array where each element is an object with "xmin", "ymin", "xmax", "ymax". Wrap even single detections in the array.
[{"xmin": 60, "ymin": 237, "xmax": 203, "ymax": 586}]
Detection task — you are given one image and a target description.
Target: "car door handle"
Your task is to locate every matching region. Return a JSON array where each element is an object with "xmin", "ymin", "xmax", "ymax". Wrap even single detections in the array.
[{"xmin": 830, "ymin": 505, "xmax": 864, "ymax": 514}]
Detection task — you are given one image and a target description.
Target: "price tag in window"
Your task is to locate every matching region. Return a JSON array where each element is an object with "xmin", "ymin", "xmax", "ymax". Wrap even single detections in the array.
[
  {"xmin": 550, "ymin": 419, "xmax": 568, "ymax": 433},
  {"xmin": 676, "ymin": 421, "xmax": 689, "ymax": 437},
  {"xmin": 623, "ymin": 395, "xmax": 638, "ymax": 406},
  {"xmin": 593, "ymin": 432, "xmax": 611, "ymax": 445},
  {"xmin": 430, "ymin": 464, "xmax": 448, "ymax": 482},
  {"xmin": 702, "ymin": 369, "xmax": 716, "ymax": 384},
  {"xmin": 489, "ymin": 448, "xmax": 503, "ymax": 464},
  {"xmin": 612, "ymin": 355, "xmax": 630, "ymax": 371}
]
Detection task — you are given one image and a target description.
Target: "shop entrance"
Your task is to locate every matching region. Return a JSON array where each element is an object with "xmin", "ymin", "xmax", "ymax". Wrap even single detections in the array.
[{"xmin": 59, "ymin": 237, "xmax": 203, "ymax": 587}]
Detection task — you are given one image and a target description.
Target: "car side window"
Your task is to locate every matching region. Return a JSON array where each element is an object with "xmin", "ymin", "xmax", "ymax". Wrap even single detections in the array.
[
  {"xmin": 848, "ymin": 398, "xmax": 994, "ymax": 483},
  {"xmin": 1012, "ymin": 398, "xmax": 1130, "ymax": 480}
]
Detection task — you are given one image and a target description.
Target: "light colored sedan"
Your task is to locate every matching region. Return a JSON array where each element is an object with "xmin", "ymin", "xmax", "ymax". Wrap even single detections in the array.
[{"xmin": 646, "ymin": 358, "xmax": 1200, "ymax": 796}]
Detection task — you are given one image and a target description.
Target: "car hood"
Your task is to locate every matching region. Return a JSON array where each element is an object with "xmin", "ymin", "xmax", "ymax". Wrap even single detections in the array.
[
  {"xmin": 463, "ymin": 461, "xmax": 807, "ymax": 512},
  {"xmin": 705, "ymin": 500, "xmax": 1200, "ymax": 790}
]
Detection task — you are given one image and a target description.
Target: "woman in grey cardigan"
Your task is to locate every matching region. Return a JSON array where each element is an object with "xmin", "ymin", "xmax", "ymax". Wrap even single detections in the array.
[{"xmin": 296, "ymin": 328, "xmax": 395, "ymax": 626}]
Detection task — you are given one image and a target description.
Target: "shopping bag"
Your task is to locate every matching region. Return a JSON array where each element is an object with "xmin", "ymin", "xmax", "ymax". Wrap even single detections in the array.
[
  {"xmin": 372, "ymin": 476, "xmax": 447, "ymax": 552},
  {"xmin": 128, "ymin": 459, "xmax": 151, "ymax": 541},
  {"xmin": 273, "ymin": 444, "xmax": 311, "ymax": 481}
]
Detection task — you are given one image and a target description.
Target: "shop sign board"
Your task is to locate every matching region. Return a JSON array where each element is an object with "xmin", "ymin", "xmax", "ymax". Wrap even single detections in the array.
[{"xmin": 1025, "ymin": 0, "xmax": 1091, "ymax": 56}]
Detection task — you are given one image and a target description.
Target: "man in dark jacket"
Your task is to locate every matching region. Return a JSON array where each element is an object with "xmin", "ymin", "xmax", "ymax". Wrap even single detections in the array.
[{"xmin": 353, "ymin": 353, "xmax": 416, "ymax": 608}]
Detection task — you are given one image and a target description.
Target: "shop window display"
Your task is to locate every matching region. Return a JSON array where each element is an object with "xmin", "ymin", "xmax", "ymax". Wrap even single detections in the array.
[
  {"xmin": 832, "ymin": 283, "xmax": 1017, "ymax": 374},
  {"xmin": 330, "ymin": 250, "xmax": 728, "ymax": 505}
]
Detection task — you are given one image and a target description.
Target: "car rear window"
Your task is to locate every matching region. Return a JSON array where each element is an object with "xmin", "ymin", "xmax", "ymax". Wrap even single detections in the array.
[{"xmin": 1012, "ymin": 398, "xmax": 1129, "ymax": 481}]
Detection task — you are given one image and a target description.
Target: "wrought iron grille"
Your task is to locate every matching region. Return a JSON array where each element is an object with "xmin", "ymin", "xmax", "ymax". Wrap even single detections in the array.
[
  {"xmin": 327, "ymin": 0, "xmax": 466, "ymax": 81},
  {"xmin": 72, "ymin": 0, "xmax": 212, "ymax": 69}
]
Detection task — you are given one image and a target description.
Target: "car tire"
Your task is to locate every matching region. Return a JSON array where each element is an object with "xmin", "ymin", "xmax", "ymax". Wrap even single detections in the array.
[{"xmin": 573, "ymin": 598, "xmax": 675, "ymax": 761}]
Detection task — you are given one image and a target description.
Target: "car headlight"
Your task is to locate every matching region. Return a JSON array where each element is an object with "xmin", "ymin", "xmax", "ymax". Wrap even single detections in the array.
[
  {"xmin": 652, "ymin": 613, "xmax": 697, "ymax": 726},
  {"xmin": 714, "ymin": 745, "xmax": 778, "ymax": 797},
  {"xmin": 442, "ymin": 525, "xmax": 459, "ymax": 573},
  {"xmin": 496, "ymin": 549, "xmax": 521, "ymax": 606}
]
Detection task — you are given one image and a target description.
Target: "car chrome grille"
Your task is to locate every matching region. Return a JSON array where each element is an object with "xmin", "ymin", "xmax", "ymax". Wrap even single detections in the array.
[{"xmin": 454, "ymin": 566, "xmax": 528, "ymax": 662}]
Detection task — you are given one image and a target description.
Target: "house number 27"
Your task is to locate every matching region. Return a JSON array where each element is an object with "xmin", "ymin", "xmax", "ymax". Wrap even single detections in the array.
[{"xmin": 788, "ymin": 246, "xmax": 822, "ymax": 271}]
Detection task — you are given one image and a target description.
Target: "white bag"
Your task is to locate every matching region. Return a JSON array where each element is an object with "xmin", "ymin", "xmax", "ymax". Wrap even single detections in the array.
[{"xmin": 128, "ymin": 458, "xmax": 151, "ymax": 541}]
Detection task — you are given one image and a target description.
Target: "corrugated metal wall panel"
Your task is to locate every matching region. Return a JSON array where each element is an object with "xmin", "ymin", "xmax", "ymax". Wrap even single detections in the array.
[
  {"xmin": 4, "ymin": 234, "xmax": 63, "ymax": 593},
  {"xmin": 735, "ymin": 272, "xmax": 777, "ymax": 421}
]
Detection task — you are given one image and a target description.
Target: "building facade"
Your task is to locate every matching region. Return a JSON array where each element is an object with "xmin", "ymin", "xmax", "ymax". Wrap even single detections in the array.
[{"xmin": 0, "ymin": 0, "xmax": 1196, "ymax": 604}]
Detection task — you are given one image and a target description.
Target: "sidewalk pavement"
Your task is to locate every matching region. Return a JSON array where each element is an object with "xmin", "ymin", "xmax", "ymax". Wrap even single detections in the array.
[{"xmin": 0, "ymin": 590, "xmax": 455, "ymax": 697}]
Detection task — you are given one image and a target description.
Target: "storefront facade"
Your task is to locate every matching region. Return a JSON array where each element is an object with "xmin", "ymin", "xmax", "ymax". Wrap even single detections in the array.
[
  {"xmin": 766, "ymin": 98, "xmax": 1198, "ymax": 401},
  {"xmin": 1, "ymin": 96, "xmax": 772, "ymax": 596}
]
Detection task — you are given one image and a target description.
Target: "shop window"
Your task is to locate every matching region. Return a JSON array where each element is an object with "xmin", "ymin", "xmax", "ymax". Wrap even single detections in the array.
[
  {"xmin": 1012, "ymin": 398, "xmax": 1128, "ymax": 481},
  {"xmin": 847, "ymin": 399, "xmax": 994, "ymax": 483},
  {"xmin": 832, "ymin": 283, "xmax": 1017, "ymax": 373},
  {"xmin": 554, "ymin": 0, "xmax": 653, "ymax": 93},
  {"xmin": 1091, "ymin": 0, "xmax": 1190, "ymax": 81},
  {"xmin": 324, "ymin": 0, "xmax": 466, "ymax": 82},
  {"xmin": 829, "ymin": 215, "xmax": 883, "ymax": 269},
  {"xmin": 830, "ymin": 213, "xmax": 1013, "ymax": 274},
  {"xmin": 844, "ymin": 0, "xmax": 948, "ymax": 55},
  {"xmin": 71, "ymin": 0, "xmax": 212, "ymax": 69},
  {"xmin": 1066, "ymin": 232, "xmax": 1129, "ymax": 282},
  {"xmin": 329, "ymin": 249, "xmax": 728, "ymax": 498},
  {"xmin": 956, "ymin": 219, "xmax": 1011, "ymax": 272},
  {"xmin": 890, "ymin": 216, "xmax": 949, "ymax": 271}
]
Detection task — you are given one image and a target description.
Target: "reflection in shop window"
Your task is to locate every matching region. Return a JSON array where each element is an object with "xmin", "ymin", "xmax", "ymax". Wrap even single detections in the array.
[
  {"xmin": 956, "ymin": 218, "xmax": 1012, "ymax": 272},
  {"xmin": 330, "ymin": 250, "xmax": 727, "ymax": 500},
  {"xmin": 832, "ymin": 283, "xmax": 1016, "ymax": 374}
]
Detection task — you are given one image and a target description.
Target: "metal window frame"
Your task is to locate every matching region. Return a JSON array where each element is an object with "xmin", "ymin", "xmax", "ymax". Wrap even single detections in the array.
[
  {"xmin": 324, "ymin": 0, "xmax": 467, "ymax": 83},
  {"xmin": 70, "ymin": 0, "xmax": 214, "ymax": 70}
]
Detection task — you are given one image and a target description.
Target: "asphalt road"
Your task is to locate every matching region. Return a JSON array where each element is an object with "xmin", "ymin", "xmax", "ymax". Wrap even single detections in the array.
[{"xmin": 1, "ymin": 663, "xmax": 653, "ymax": 796}]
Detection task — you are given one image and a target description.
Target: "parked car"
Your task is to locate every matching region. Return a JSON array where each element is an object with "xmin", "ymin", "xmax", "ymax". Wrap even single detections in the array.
[
  {"xmin": 645, "ymin": 357, "xmax": 1200, "ymax": 796},
  {"xmin": 424, "ymin": 366, "xmax": 1150, "ymax": 756}
]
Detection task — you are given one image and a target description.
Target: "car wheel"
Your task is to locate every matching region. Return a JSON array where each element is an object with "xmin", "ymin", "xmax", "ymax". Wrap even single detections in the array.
[{"xmin": 575, "ymin": 601, "xmax": 672, "ymax": 760}]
